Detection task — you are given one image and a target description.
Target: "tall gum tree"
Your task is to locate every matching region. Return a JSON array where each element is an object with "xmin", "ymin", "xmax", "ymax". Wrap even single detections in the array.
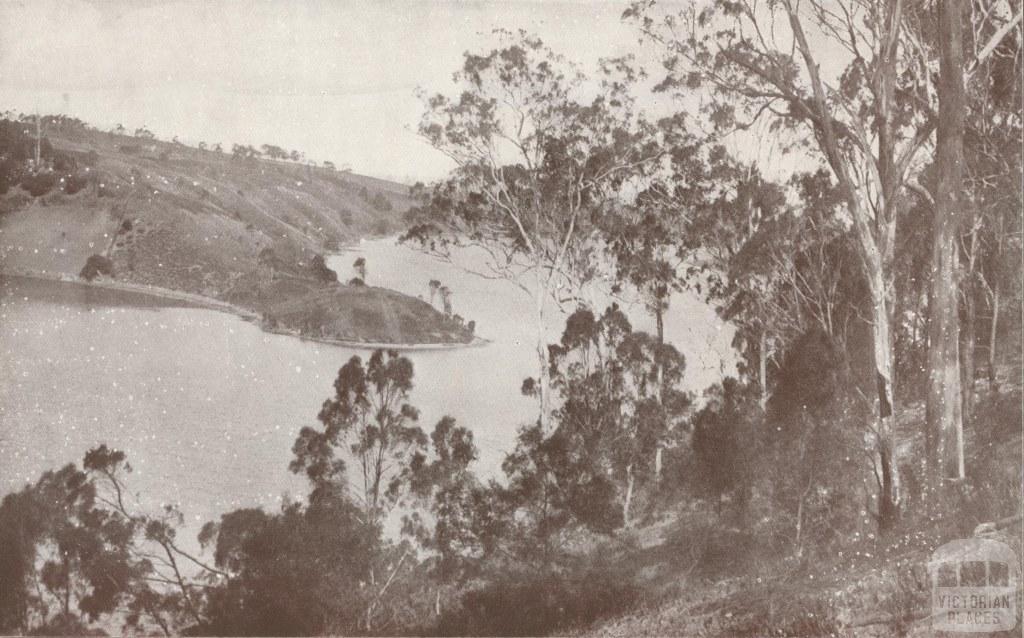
[
  {"xmin": 627, "ymin": 0, "xmax": 1021, "ymax": 530},
  {"xmin": 404, "ymin": 32, "xmax": 665, "ymax": 432},
  {"xmin": 926, "ymin": 0, "xmax": 966, "ymax": 488}
]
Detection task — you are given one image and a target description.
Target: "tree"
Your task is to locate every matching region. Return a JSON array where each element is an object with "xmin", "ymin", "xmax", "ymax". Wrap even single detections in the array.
[
  {"xmin": 403, "ymin": 416, "xmax": 485, "ymax": 617},
  {"xmin": 691, "ymin": 378, "xmax": 760, "ymax": 514},
  {"xmin": 311, "ymin": 254, "xmax": 338, "ymax": 283},
  {"xmin": 518, "ymin": 306, "xmax": 689, "ymax": 530},
  {"xmin": 428, "ymin": 279, "xmax": 442, "ymax": 307},
  {"xmin": 288, "ymin": 350, "xmax": 430, "ymax": 632},
  {"xmin": 290, "ymin": 350, "xmax": 427, "ymax": 530},
  {"xmin": 439, "ymin": 286, "xmax": 453, "ymax": 317},
  {"xmin": 403, "ymin": 31, "xmax": 664, "ymax": 432},
  {"xmin": 958, "ymin": 4, "xmax": 1022, "ymax": 404},
  {"xmin": 925, "ymin": 0, "xmax": 967, "ymax": 488},
  {"xmin": 198, "ymin": 499, "xmax": 374, "ymax": 635},
  {"xmin": 353, "ymin": 256, "xmax": 367, "ymax": 282},
  {"xmin": 261, "ymin": 143, "xmax": 288, "ymax": 160},
  {"xmin": 0, "ymin": 447, "xmax": 215, "ymax": 636},
  {"xmin": 627, "ymin": 0, "xmax": 951, "ymax": 530}
]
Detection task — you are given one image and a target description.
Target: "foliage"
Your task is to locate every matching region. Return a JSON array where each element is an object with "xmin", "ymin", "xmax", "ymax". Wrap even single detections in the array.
[
  {"xmin": 79, "ymin": 255, "xmax": 114, "ymax": 281},
  {"xmin": 291, "ymin": 350, "xmax": 427, "ymax": 526},
  {"xmin": 499, "ymin": 305, "xmax": 693, "ymax": 557},
  {"xmin": 197, "ymin": 498, "xmax": 375, "ymax": 636},
  {"xmin": 310, "ymin": 254, "xmax": 338, "ymax": 283},
  {"xmin": 353, "ymin": 256, "xmax": 367, "ymax": 281},
  {"xmin": 436, "ymin": 557, "xmax": 640, "ymax": 637},
  {"xmin": 19, "ymin": 172, "xmax": 59, "ymax": 197}
]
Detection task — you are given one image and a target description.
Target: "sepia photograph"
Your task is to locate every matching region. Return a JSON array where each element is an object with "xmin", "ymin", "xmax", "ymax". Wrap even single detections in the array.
[{"xmin": 0, "ymin": 1, "xmax": 1021, "ymax": 636}]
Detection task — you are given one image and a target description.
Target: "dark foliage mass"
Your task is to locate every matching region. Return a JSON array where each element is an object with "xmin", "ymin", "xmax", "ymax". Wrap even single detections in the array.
[{"xmin": 79, "ymin": 254, "xmax": 114, "ymax": 281}]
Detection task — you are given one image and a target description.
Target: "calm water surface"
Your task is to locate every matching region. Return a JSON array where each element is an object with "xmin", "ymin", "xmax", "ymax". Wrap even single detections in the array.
[{"xmin": 0, "ymin": 238, "xmax": 733, "ymax": 531}]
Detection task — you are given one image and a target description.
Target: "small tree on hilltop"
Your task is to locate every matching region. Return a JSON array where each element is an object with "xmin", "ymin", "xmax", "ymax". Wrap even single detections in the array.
[
  {"xmin": 439, "ymin": 286, "xmax": 452, "ymax": 317},
  {"xmin": 428, "ymin": 279, "xmax": 442, "ymax": 307},
  {"xmin": 353, "ymin": 257, "xmax": 367, "ymax": 282}
]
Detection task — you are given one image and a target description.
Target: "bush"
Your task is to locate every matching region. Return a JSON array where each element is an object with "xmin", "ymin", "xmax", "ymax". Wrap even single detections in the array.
[
  {"xmin": 20, "ymin": 172, "xmax": 58, "ymax": 197},
  {"xmin": 79, "ymin": 255, "xmax": 114, "ymax": 281},
  {"xmin": 310, "ymin": 254, "xmax": 337, "ymax": 283},
  {"xmin": 437, "ymin": 566, "xmax": 639, "ymax": 636},
  {"xmin": 51, "ymin": 150, "xmax": 76, "ymax": 173},
  {"xmin": 348, "ymin": 277, "xmax": 365, "ymax": 286},
  {"xmin": 63, "ymin": 173, "xmax": 90, "ymax": 195}
]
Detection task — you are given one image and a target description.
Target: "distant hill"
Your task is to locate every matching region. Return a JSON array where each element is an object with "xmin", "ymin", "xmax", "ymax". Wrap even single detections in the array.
[{"xmin": 0, "ymin": 116, "xmax": 473, "ymax": 345}]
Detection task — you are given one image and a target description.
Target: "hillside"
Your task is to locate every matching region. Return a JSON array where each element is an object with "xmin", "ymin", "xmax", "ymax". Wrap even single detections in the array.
[
  {"xmin": 575, "ymin": 359, "xmax": 1023, "ymax": 637},
  {"xmin": 0, "ymin": 117, "xmax": 472, "ymax": 345}
]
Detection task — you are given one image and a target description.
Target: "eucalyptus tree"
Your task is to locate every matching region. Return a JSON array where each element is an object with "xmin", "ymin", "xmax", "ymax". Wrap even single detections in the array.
[
  {"xmin": 353, "ymin": 256, "xmax": 367, "ymax": 282},
  {"xmin": 518, "ymin": 306, "xmax": 689, "ymax": 528},
  {"xmin": 403, "ymin": 31, "xmax": 664, "ymax": 432},
  {"xmin": 626, "ymin": 0, "xmax": 1012, "ymax": 528},
  {"xmin": 428, "ymin": 279, "xmax": 442, "ymax": 307},
  {"xmin": 291, "ymin": 350, "xmax": 427, "ymax": 530},
  {"xmin": 439, "ymin": 286, "xmax": 453, "ymax": 317},
  {"xmin": 957, "ymin": 3, "xmax": 1022, "ymax": 401}
]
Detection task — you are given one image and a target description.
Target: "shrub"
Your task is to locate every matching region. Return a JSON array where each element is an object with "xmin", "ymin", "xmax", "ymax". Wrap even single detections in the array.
[
  {"xmin": 79, "ymin": 254, "xmax": 114, "ymax": 281},
  {"xmin": 310, "ymin": 254, "xmax": 337, "ymax": 283},
  {"xmin": 437, "ymin": 566, "xmax": 639, "ymax": 636},
  {"xmin": 51, "ymin": 150, "xmax": 76, "ymax": 172},
  {"xmin": 63, "ymin": 173, "xmax": 90, "ymax": 195},
  {"xmin": 348, "ymin": 277, "xmax": 365, "ymax": 286},
  {"xmin": 20, "ymin": 172, "xmax": 58, "ymax": 197}
]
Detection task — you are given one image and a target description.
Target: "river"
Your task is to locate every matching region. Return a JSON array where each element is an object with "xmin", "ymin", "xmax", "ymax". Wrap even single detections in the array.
[{"xmin": 0, "ymin": 237, "xmax": 733, "ymax": 532}]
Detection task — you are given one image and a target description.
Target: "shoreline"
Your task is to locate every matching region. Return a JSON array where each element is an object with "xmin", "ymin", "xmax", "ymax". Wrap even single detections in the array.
[{"xmin": 0, "ymin": 268, "xmax": 490, "ymax": 352}]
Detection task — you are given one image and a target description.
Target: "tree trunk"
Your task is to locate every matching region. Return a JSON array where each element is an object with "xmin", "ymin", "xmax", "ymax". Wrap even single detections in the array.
[
  {"xmin": 623, "ymin": 464, "xmax": 635, "ymax": 528},
  {"xmin": 868, "ymin": 271, "xmax": 900, "ymax": 531},
  {"xmin": 758, "ymin": 328, "xmax": 768, "ymax": 410},
  {"xmin": 988, "ymin": 285, "xmax": 1000, "ymax": 391},
  {"xmin": 535, "ymin": 285, "xmax": 551, "ymax": 433},
  {"xmin": 960, "ymin": 274, "xmax": 976, "ymax": 429},
  {"xmin": 927, "ymin": 0, "xmax": 967, "ymax": 491},
  {"xmin": 654, "ymin": 302, "xmax": 665, "ymax": 482}
]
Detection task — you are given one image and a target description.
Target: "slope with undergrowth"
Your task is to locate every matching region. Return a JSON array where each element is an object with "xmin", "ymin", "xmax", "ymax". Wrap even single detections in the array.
[
  {"xmin": 576, "ymin": 355, "xmax": 1023, "ymax": 637},
  {"xmin": 0, "ymin": 118, "xmax": 472, "ymax": 345}
]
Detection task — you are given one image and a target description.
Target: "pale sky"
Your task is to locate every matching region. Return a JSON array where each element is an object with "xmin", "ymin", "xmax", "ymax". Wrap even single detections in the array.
[{"xmin": 0, "ymin": 0, "xmax": 660, "ymax": 182}]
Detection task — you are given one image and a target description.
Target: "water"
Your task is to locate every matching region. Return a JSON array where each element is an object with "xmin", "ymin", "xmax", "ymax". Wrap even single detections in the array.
[{"xmin": 0, "ymin": 238, "xmax": 734, "ymax": 533}]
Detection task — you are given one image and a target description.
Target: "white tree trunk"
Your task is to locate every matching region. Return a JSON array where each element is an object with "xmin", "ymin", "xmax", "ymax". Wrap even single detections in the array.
[
  {"xmin": 535, "ymin": 283, "xmax": 551, "ymax": 433},
  {"xmin": 868, "ymin": 269, "xmax": 900, "ymax": 529},
  {"xmin": 623, "ymin": 464, "xmax": 635, "ymax": 528}
]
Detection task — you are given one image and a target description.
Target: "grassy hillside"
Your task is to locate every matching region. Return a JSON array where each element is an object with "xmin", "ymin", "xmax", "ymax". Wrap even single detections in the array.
[{"xmin": 0, "ymin": 118, "xmax": 472, "ymax": 345}]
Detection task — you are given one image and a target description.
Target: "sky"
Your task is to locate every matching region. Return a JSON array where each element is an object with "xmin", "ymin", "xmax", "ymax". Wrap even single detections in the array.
[{"xmin": 0, "ymin": 0, "xmax": 661, "ymax": 183}]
